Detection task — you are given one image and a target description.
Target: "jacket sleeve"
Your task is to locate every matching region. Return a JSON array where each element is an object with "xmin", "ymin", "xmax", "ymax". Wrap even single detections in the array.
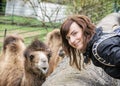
[{"xmin": 97, "ymin": 36, "xmax": 120, "ymax": 67}]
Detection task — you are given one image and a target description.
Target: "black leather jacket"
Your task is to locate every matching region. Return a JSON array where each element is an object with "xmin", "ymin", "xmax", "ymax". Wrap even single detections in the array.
[{"xmin": 84, "ymin": 27, "xmax": 120, "ymax": 79}]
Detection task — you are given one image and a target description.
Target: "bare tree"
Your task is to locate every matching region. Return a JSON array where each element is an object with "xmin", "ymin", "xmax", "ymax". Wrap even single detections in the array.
[{"xmin": 23, "ymin": 0, "xmax": 64, "ymax": 28}]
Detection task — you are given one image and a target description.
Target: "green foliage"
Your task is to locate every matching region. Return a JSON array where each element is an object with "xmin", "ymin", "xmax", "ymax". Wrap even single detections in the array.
[
  {"xmin": 66, "ymin": 0, "xmax": 114, "ymax": 23},
  {"xmin": 114, "ymin": 0, "xmax": 120, "ymax": 12},
  {"xmin": 0, "ymin": 0, "xmax": 6, "ymax": 15}
]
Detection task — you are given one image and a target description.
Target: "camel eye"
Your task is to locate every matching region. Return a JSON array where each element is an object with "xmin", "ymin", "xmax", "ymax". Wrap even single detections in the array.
[{"xmin": 29, "ymin": 55, "xmax": 34, "ymax": 61}]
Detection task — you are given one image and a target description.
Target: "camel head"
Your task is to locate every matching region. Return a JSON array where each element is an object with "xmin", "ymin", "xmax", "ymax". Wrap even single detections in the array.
[
  {"xmin": 24, "ymin": 39, "xmax": 52, "ymax": 75},
  {"xmin": 3, "ymin": 34, "xmax": 25, "ymax": 53}
]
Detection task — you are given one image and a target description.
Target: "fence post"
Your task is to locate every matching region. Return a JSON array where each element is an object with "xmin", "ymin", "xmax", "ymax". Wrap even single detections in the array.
[{"xmin": 4, "ymin": 29, "xmax": 7, "ymax": 40}]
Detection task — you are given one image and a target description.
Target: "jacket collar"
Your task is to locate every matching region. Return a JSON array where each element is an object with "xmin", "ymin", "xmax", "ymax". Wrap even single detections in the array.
[{"xmin": 83, "ymin": 27, "xmax": 103, "ymax": 63}]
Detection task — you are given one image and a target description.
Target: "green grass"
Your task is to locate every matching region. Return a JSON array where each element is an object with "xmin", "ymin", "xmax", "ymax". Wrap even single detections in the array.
[
  {"xmin": 0, "ymin": 16, "xmax": 43, "ymax": 26},
  {"xmin": 0, "ymin": 15, "xmax": 59, "ymax": 50},
  {"xmin": 0, "ymin": 24, "xmax": 54, "ymax": 50},
  {"xmin": 0, "ymin": 15, "xmax": 61, "ymax": 28},
  {"xmin": 0, "ymin": 23, "xmax": 53, "ymax": 39}
]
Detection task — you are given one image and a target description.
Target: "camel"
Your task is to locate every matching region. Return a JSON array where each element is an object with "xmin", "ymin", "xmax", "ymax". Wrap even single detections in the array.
[
  {"xmin": 21, "ymin": 38, "xmax": 52, "ymax": 86},
  {"xmin": 0, "ymin": 34, "xmax": 26, "ymax": 86},
  {"xmin": 45, "ymin": 29, "xmax": 65, "ymax": 76},
  {"xmin": 0, "ymin": 34, "xmax": 52, "ymax": 86}
]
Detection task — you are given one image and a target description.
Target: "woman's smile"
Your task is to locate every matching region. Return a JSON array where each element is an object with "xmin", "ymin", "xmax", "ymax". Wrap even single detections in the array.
[{"xmin": 74, "ymin": 41, "xmax": 80, "ymax": 47}]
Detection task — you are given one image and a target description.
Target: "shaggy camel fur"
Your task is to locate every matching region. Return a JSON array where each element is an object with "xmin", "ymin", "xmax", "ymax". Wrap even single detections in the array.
[
  {"xmin": 21, "ymin": 39, "xmax": 52, "ymax": 86},
  {"xmin": 0, "ymin": 35, "xmax": 51, "ymax": 86},
  {"xmin": 0, "ymin": 34, "xmax": 26, "ymax": 86},
  {"xmin": 45, "ymin": 29, "xmax": 65, "ymax": 76}
]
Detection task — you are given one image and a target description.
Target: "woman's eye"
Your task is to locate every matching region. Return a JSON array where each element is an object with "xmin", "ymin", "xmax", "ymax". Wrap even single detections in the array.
[{"xmin": 72, "ymin": 32, "xmax": 77, "ymax": 36}]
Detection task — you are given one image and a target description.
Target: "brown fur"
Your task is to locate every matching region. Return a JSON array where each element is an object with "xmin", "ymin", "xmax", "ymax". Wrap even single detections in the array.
[
  {"xmin": 0, "ymin": 34, "xmax": 26, "ymax": 86},
  {"xmin": 21, "ymin": 39, "xmax": 52, "ymax": 86},
  {"xmin": 0, "ymin": 35, "xmax": 51, "ymax": 86},
  {"xmin": 45, "ymin": 29, "xmax": 65, "ymax": 76}
]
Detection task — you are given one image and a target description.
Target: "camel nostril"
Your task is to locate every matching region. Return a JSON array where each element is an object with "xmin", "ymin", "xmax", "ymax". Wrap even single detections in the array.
[{"xmin": 42, "ymin": 67, "xmax": 47, "ymax": 70}]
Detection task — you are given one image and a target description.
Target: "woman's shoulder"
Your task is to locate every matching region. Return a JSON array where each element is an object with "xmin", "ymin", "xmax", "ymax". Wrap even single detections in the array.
[
  {"xmin": 92, "ymin": 32, "xmax": 120, "ymax": 66},
  {"xmin": 95, "ymin": 27, "xmax": 103, "ymax": 34},
  {"xmin": 94, "ymin": 32, "xmax": 120, "ymax": 52},
  {"xmin": 89, "ymin": 27, "xmax": 103, "ymax": 45}
]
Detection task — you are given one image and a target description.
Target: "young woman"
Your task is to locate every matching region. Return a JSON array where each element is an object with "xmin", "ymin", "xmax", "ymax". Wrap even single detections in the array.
[{"xmin": 60, "ymin": 15, "xmax": 120, "ymax": 79}]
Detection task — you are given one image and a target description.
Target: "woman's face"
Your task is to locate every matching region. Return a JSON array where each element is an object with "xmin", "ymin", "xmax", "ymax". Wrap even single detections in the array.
[{"xmin": 66, "ymin": 22, "xmax": 85, "ymax": 51}]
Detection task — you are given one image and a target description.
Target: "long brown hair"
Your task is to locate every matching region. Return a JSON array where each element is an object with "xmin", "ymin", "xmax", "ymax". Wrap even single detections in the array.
[{"xmin": 60, "ymin": 15, "xmax": 96, "ymax": 70}]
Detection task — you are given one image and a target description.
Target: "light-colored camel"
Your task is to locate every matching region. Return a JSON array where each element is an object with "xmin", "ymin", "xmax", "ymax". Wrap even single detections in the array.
[
  {"xmin": 0, "ymin": 35, "xmax": 52, "ymax": 86},
  {"xmin": 45, "ymin": 29, "xmax": 65, "ymax": 76},
  {"xmin": 0, "ymin": 34, "xmax": 26, "ymax": 86}
]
